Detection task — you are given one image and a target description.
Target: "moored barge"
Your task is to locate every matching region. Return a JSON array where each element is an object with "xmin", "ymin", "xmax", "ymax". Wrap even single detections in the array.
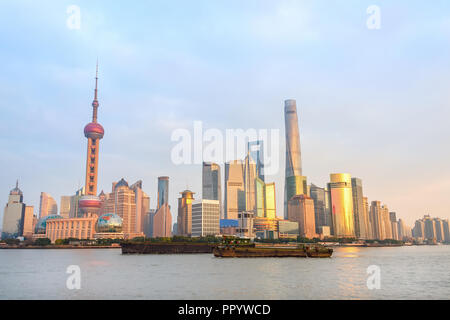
[
  {"xmin": 121, "ymin": 242, "xmax": 216, "ymax": 254},
  {"xmin": 213, "ymin": 244, "xmax": 333, "ymax": 258}
]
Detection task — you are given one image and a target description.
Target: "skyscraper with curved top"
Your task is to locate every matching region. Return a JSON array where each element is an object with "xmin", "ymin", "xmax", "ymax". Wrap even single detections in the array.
[
  {"xmin": 284, "ymin": 99, "xmax": 305, "ymax": 219},
  {"xmin": 329, "ymin": 173, "xmax": 355, "ymax": 238}
]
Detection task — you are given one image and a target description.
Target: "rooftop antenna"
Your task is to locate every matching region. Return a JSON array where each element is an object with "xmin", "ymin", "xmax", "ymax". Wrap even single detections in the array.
[{"xmin": 92, "ymin": 59, "xmax": 99, "ymax": 122}]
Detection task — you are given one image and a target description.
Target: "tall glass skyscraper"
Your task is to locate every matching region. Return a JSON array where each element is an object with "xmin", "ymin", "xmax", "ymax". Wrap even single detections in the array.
[
  {"xmin": 255, "ymin": 177, "xmax": 276, "ymax": 219},
  {"xmin": 244, "ymin": 153, "xmax": 257, "ymax": 213},
  {"xmin": 202, "ymin": 162, "xmax": 222, "ymax": 217},
  {"xmin": 329, "ymin": 173, "xmax": 355, "ymax": 238},
  {"xmin": 177, "ymin": 190, "xmax": 195, "ymax": 236},
  {"xmin": 370, "ymin": 200, "xmax": 383, "ymax": 240},
  {"xmin": 157, "ymin": 176, "xmax": 169, "ymax": 210},
  {"xmin": 284, "ymin": 99, "xmax": 305, "ymax": 219},
  {"xmin": 224, "ymin": 160, "xmax": 245, "ymax": 219},
  {"xmin": 310, "ymin": 183, "xmax": 332, "ymax": 234},
  {"xmin": 351, "ymin": 177, "xmax": 369, "ymax": 239},
  {"xmin": 248, "ymin": 140, "xmax": 264, "ymax": 181}
]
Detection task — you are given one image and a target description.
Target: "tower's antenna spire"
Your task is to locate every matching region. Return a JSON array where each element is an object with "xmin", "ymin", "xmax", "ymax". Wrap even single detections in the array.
[
  {"xmin": 95, "ymin": 59, "xmax": 98, "ymax": 101},
  {"xmin": 92, "ymin": 60, "xmax": 99, "ymax": 122},
  {"xmin": 16, "ymin": 179, "xmax": 18, "ymax": 189}
]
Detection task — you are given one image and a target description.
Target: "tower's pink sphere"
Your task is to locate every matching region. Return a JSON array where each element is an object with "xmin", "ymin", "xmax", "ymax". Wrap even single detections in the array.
[
  {"xmin": 84, "ymin": 122, "xmax": 104, "ymax": 139},
  {"xmin": 79, "ymin": 195, "xmax": 102, "ymax": 216}
]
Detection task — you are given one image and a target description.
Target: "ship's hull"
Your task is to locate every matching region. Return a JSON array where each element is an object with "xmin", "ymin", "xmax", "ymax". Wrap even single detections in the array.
[
  {"xmin": 121, "ymin": 242, "xmax": 215, "ymax": 254},
  {"xmin": 214, "ymin": 246, "xmax": 332, "ymax": 258},
  {"xmin": 306, "ymin": 251, "xmax": 334, "ymax": 258}
]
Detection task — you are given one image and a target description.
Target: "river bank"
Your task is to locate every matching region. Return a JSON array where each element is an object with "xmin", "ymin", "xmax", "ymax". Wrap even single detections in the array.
[{"xmin": 0, "ymin": 245, "xmax": 121, "ymax": 249}]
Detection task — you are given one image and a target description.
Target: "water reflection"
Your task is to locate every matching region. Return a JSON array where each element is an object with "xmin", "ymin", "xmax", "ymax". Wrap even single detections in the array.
[
  {"xmin": 337, "ymin": 247, "xmax": 362, "ymax": 258},
  {"xmin": 0, "ymin": 246, "xmax": 449, "ymax": 299}
]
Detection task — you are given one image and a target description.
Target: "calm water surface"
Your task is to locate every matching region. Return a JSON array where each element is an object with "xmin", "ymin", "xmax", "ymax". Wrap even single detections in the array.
[{"xmin": 0, "ymin": 245, "xmax": 449, "ymax": 299}]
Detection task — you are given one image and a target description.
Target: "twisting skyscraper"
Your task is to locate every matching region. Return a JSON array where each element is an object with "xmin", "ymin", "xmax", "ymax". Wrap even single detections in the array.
[
  {"xmin": 284, "ymin": 99, "xmax": 305, "ymax": 219},
  {"xmin": 78, "ymin": 63, "xmax": 104, "ymax": 216}
]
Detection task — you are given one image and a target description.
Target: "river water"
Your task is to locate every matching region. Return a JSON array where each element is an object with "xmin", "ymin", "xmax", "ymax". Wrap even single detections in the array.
[{"xmin": 0, "ymin": 245, "xmax": 449, "ymax": 299}]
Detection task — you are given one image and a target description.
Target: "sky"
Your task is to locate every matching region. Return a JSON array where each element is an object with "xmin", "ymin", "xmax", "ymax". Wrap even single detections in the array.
[{"xmin": 0, "ymin": 0, "xmax": 449, "ymax": 228}]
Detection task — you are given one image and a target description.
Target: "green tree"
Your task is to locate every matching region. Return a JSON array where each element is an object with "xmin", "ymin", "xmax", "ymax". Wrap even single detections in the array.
[{"xmin": 34, "ymin": 238, "xmax": 51, "ymax": 246}]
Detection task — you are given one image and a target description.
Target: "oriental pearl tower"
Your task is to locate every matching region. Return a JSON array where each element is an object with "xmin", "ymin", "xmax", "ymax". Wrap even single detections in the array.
[{"xmin": 78, "ymin": 63, "xmax": 104, "ymax": 216}]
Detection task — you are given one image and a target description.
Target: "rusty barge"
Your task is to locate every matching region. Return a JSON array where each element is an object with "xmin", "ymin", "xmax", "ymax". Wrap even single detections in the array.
[
  {"xmin": 213, "ymin": 245, "xmax": 333, "ymax": 258},
  {"xmin": 121, "ymin": 242, "xmax": 216, "ymax": 254},
  {"xmin": 120, "ymin": 237, "xmax": 333, "ymax": 258}
]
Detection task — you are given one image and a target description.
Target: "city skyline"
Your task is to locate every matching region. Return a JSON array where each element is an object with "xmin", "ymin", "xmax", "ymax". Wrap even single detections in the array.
[{"xmin": 1, "ymin": 1, "xmax": 450, "ymax": 228}]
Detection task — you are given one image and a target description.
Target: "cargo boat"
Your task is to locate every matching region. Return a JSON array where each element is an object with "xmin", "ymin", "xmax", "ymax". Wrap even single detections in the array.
[
  {"xmin": 213, "ymin": 244, "xmax": 333, "ymax": 258},
  {"xmin": 121, "ymin": 242, "xmax": 217, "ymax": 254}
]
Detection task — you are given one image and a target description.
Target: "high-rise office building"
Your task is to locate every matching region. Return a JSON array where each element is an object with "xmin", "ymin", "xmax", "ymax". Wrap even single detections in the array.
[
  {"xmin": 157, "ymin": 177, "xmax": 169, "ymax": 210},
  {"xmin": 152, "ymin": 203, "xmax": 172, "ymax": 238},
  {"xmin": 287, "ymin": 194, "xmax": 316, "ymax": 239},
  {"xmin": 100, "ymin": 178, "xmax": 145, "ymax": 239},
  {"xmin": 397, "ymin": 218, "xmax": 405, "ymax": 240},
  {"xmin": 114, "ymin": 179, "xmax": 137, "ymax": 238},
  {"xmin": 39, "ymin": 192, "xmax": 58, "ymax": 219},
  {"xmin": 248, "ymin": 140, "xmax": 264, "ymax": 181},
  {"xmin": 60, "ymin": 196, "xmax": 71, "ymax": 219},
  {"xmin": 255, "ymin": 178, "xmax": 276, "ymax": 219},
  {"xmin": 2, "ymin": 182, "xmax": 26, "ymax": 239},
  {"xmin": 433, "ymin": 218, "xmax": 445, "ymax": 242},
  {"xmin": 351, "ymin": 178, "xmax": 369, "ymax": 239},
  {"xmin": 423, "ymin": 215, "xmax": 436, "ymax": 240},
  {"xmin": 202, "ymin": 162, "xmax": 222, "ymax": 217},
  {"xmin": 328, "ymin": 174, "xmax": 355, "ymax": 238},
  {"xmin": 22, "ymin": 206, "xmax": 35, "ymax": 239},
  {"xmin": 389, "ymin": 212, "xmax": 397, "ymax": 222},
  {"xmin": 79, "ymin": 64, "xmax": 104, "ymax": 216},
  {"xmin": 413, "ymin": 219, "xmax": 425, "ymax": 239},
  {"xmin": 244, "ymin": 153, "xmax": 257, "ymax": 213},
  {"xmin": 192, "ymin": 200, "xmax": 220, "ymax": 237},
  {"xmin": 172, "ymin": 223, "xmax": 178, "ymax": 236},
  {"xmin": 224, "ymin": 160, "xmax": 245, "ymax": 219},
  {"xmin": 381, "ymin": 205, "xmax": 392, "ymax": 239},
  {"xmin": 363, "ymin": 197, "xmax": 371, "ymax": 239},
  {"xmin": 143, "ymin": 209, "xmax": 156, "ymax": 238},
  {"xmin": 130, "ymin": 180, "xmax": 149, "ymax": 234},
  {"xmin": 285, "ymin": 175, "xmax": 308, "ymax": 213},
  {"xmin": 369, "ymin": 201, "xmax": 383, "ymax": 240},
  {"xmin": 310, "ymin": 184, "xmax": 332, "ymax": 234},
  {"xmin": 177, "ymin": 190, "xmax": 195, "ymax": 236},
  {"xmin": 391, "ymin": 221, "xmax": 399, "ymax": 240},
  {"xmin": 413, "ymin": 215, "xmax": 449, "ymax": 242},
  {"xmin": 443, "ymin": 219, "xmax": 450, "ymax": 243},
  {"xmin": 69, "ymin": 187, "xmax": 85, "ymax": 218},
  {"xmin": 284, "ymin": 99, "xmax": 304, "ymax": 219}
]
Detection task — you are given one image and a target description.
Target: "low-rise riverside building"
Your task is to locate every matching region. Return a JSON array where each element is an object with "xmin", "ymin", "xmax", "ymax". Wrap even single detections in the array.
[{"xmin": 46, "ymin": 215, "xmax": 97, "ymax": 243}]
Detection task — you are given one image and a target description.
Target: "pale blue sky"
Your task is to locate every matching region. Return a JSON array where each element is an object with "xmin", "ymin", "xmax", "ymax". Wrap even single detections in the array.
[{"xmin": 1, "ymin": 0, "xmax": 449, "ymax": 227}]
